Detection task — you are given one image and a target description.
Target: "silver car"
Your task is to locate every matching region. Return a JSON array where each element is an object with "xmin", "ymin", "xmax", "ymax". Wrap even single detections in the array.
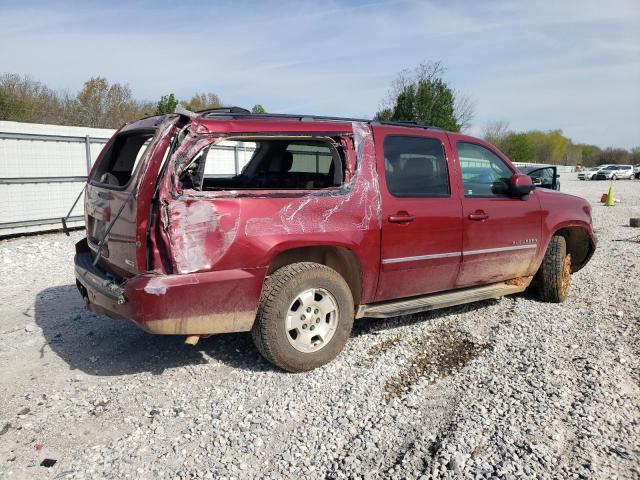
[
  {"xmin": 578, "ymin": 165, "xmax": 614, "ymax": 180},
  {"xmin": 593, "ymin": 165, "xmax": 634, "ymax": 180}
]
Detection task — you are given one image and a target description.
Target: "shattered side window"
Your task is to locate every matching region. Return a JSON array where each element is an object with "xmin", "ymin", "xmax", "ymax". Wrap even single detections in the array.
[{"xmin": 179, "ymin": 138, "xmax": 345, "ymax": 192}]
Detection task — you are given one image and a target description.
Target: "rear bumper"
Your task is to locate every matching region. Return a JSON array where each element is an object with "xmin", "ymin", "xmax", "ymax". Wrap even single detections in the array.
[{"xmin": 74, "ymin": 250, "xmax": 265, "ymax": 335}]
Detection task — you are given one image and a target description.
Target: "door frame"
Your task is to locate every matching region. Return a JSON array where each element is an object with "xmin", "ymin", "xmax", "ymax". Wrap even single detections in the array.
[{"xmin": 372, "ymin": 125, "xmax": 465, "ymax": 301}]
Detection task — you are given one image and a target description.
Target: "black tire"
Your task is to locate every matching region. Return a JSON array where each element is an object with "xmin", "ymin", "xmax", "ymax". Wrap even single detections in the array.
[
  {"xmin": 251, "ymin": 262, "xmax": 354, "ymax": 372},
  {"xmin": 630, "ymin": 218, "xmax": 640, "ymax": 228},
  {"xmin": 537, "ymin": 235, "xmax": 572, "ymax": 303}
]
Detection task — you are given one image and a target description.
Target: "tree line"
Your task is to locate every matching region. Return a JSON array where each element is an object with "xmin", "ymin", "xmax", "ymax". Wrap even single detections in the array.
[
  {"xmin": 483, "ymin": 121, "xmax": 639, "ymax": 167},
  {"xmin": 0, "ymin": 73, "xmax": 265, "ymax": 129},
  {"xmin": 1, "ymin": 68, "xmax": 637, "ymax": 166}
]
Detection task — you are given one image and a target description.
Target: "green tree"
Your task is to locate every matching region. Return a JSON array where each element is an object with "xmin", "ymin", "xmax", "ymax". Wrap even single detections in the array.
[
  {"xmin": 375, "ymin": 61, "xmax": 471, "ymax": 131},
  {"xmin": 155, "ymin": 93, "xmax": 178, "ymax": 115},
  {"xmin": 524, "ymin": 129, "xmax": 570, "ymax": 165},
  {"xmin": 251, "ymin": 104, "xmax": 266, "ymax": 113},
  {"xmin": 573, "ymin": 144, "xmax": 601, "ymax": 167},
  {"xmin": 500, "ymin": 133, "xmax": 535, "ymax": 163},
  {"xmin": 377, "ymin": 77, "xmax": 459, "ymax": 131}
]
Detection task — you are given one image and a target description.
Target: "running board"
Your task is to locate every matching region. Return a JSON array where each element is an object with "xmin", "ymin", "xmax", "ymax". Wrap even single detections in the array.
[{"xmin": 356, "ymin": 278, "xmax": 532, "ymax": 319}]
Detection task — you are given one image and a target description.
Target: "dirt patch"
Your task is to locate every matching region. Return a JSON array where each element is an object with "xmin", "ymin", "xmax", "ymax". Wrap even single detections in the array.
[
  {"xmin": 385, "ymin": 331, "xmax": 488, "ymax": 401},
  {"xmin": 357, "ymin": 334, "xmax": 403, "ymax": 367}
]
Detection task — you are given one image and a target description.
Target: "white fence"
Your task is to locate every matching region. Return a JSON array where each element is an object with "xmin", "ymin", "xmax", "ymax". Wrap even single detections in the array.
[
  {"xmin": 514, "ymin": 162, "xmax": 575, "ymax": 173},
  {"xmin": 0, "ymin": 121, "xmax": 115, "ymax": 236},
  {"xmin": 0, "ymin": 121, "xmax": 259, "ymax": 237}
]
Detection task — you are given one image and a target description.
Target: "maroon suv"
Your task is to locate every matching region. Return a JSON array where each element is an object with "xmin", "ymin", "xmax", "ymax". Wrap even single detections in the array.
[{"xmin": 74, "ymin": 108, "xmax": 596, "ymax": 371}]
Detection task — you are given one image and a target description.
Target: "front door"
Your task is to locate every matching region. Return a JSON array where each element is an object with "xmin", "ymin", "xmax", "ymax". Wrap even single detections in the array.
[
  {"xmin": 453, "ymin": 140, "xmax": 542, "ymax": 287},
  {"xmin": 375, "ymin": 129, "xmax": 463, "ymax": 302}
]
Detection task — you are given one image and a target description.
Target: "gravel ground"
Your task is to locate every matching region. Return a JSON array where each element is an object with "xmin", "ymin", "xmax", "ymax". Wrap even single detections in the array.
[{"xmin": 0, "ymin": 174, "xmax": 639, "ymax": 480}]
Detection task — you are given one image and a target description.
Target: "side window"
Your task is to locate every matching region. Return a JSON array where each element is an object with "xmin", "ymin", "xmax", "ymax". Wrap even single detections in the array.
[
  {"xmin": 179, "ymin": 138, "xmax": 344, "ymax": 191},
  {"xmin": 383, "ymin": 135, "xmax": 450, "ymax": 197},
  {"xmin": 457, "ymin": 142, "xmax": 513, "ymax": 197}
]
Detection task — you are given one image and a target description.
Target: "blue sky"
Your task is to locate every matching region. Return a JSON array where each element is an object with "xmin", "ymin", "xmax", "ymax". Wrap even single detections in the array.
[{"xmin": 1, "ymin": 0, "xmax": 638, "ymax": 148}]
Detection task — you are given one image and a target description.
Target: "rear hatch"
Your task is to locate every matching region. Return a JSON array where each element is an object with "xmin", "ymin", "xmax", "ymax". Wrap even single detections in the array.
[{"xmin": 85, "ymin": 118, "xmax": 170, "ymax": 278}]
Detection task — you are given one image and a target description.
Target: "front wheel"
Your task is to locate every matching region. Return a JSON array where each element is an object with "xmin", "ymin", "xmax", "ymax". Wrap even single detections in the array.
[
  {"xmin": 251, "ymin": 262, "xmax": 354, "ymax": 372},
  {"xmin": 537, "ymin": 235, "xmax": 572, "ymax": 303}
]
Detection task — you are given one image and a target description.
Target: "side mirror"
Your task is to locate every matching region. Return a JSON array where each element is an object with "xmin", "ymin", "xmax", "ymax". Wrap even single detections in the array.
[{"xmin": 509, "ymin": 173, "xmax": 535, "ymax": 197}]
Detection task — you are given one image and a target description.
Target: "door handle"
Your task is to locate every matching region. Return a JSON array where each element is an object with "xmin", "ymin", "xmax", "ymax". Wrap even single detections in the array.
[
  {"xmin": 388, "ymin": 213, "xmax": 415, "ymax": 224},
  {"xmin": 468, "ymin": 211, "xmax": 489, "ymax": 221}
]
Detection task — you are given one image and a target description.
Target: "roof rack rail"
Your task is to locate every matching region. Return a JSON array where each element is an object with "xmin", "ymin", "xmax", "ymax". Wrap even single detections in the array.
[
  {"xmin": 196, "ymin": 109, "xmax": 444, "ymax": 131},
  {"xmin": 376, "ymin": 120, "xmax": 442, "ymax": 131},
  {"xmin": 199, "ymin": 110, "xmax": 371, "ymax": 123},
  {"xmin": 196, "ymin": 106, "xmax": 251, "ymax": 115}
]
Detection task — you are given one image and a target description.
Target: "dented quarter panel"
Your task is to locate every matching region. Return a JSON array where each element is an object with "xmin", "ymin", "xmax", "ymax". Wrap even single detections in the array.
[{"xmin": 154, "ymin": 121, "xmax": 382, "ymax": 306}]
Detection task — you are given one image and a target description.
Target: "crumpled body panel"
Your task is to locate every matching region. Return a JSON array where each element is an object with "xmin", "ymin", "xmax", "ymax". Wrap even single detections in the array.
[{"xmin": 154, "ymin": 121, "xmax": 382, "ymax": 302}]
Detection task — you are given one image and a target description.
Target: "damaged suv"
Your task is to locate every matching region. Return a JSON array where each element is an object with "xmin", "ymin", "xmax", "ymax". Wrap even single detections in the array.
[{"xmin": 74, "ymin": 107, "xmax": 596, "ymax": 371}]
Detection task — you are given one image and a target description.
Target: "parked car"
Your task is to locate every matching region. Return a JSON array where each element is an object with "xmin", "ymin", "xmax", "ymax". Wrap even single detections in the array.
[
  {"xmin": 634, "ymin": 164, "xmax": 640, "ymax": 179},
  {"xmin": 518, "ymin": 165, "xmax": 560, "ymax": 191},
  {"xmin": 73, "ymin": 108, "xmax": 597, "ymax": 371},
  {"xmin": 578, "ymin": 166, "xmax": 610, "ymax": 180},
  {"xmin": 593, "ymin": 164, "xmax": 635, "ymax": 180}
]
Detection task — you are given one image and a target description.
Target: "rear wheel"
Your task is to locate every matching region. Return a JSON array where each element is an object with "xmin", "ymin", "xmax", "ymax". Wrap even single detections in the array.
[
  {"xmin": 537, "ymin": 235, "xmax": 572, "ymax": 303},
  {"xmin": 251, "ymin": 262, "xmax": 354, "ymax": 372}
]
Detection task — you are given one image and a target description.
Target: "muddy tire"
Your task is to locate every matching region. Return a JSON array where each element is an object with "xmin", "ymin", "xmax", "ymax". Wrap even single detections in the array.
[
  {"xmin": 537, "ymin": 235, "xmax": 572, "ymax": 303},
  {"xmin": 251, "ymin": 262, "xmax": 354, "ymax": 372}
]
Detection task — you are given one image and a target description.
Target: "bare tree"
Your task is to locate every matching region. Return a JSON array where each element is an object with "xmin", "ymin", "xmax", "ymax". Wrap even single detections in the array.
[
  {"xmin": 482, "ymin": 120, "xmax": 511, "ymax": 145},
  {"xmin": 73, "ymin": 77, "xmax": 151, "ymax": 128},
  {"xmin": 454, "ymin": 93, "xmax": 476, "ymax": 132}
]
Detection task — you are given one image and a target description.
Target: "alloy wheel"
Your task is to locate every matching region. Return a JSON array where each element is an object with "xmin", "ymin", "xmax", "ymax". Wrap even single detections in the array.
[{"xmin": 285, "ymin": 288, "xmax": 339, "ymax": 353}]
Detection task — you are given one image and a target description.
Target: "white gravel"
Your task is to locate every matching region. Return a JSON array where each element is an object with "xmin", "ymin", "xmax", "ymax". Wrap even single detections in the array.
[{"xmin": 0, "ymin": 175, "xmax": 639, "ymax": 479}]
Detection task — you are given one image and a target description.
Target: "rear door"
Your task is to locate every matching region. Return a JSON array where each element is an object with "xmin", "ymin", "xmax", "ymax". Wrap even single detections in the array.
[
  {"xmin": 453, "ymin": 139, "xmax": 542, "ymax": 287},
  {"xmin": 375, "ymin": 127, "xmax": 463, "ymax": 302},
  {"xmin": 86, "ymin": 128, "xmax": 156, "ymax": 277}
]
